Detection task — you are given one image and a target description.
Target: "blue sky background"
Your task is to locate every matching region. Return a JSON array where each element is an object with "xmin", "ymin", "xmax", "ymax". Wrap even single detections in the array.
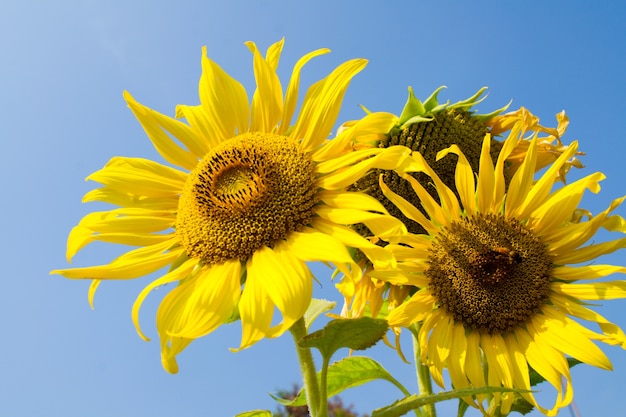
[{"xmin": 1, "ymin": 1, "xmax": 625, "ymax": 416}]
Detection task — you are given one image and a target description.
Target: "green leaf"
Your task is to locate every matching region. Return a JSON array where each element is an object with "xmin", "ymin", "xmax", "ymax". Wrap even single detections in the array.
[
  {"xmin": 371, "ymin": 387, "xmax": 530, "ymax": 417},
  {"xmin": 304, "ymin": 298, "xmax": 336, "ymax": 331},
  {"xmin": 510, "ymin": 395, "xmax": 535, "ymax": 415},
  {"xmin": 273, "ymin": 356, "xmax": 410, "ymax": 407},
  {"xmin": 299, "ymin": 317, "xmax": 388, "ymax": 360},
  {"xmin": 235, "ymin": 410, "xmax": 272, "ymax": 417}
]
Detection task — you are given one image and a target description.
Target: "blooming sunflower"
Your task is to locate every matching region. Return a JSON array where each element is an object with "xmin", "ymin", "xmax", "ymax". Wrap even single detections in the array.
[
  {"xmin": 380, "ymin": 124, "xmax": 626, "ymax": 415},
  {"xmin": 340, "ymin": 87, "xmax": 581, "ymax": 320},
  {"xmin": 51, "ymin": 39, "xmax": 413, "ymax": 373}
]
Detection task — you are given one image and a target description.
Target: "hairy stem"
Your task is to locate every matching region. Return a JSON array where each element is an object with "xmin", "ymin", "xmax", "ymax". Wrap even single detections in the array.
[{"xmin": 290, "ymin": 318, "xmax": 322, "ymax": 417}]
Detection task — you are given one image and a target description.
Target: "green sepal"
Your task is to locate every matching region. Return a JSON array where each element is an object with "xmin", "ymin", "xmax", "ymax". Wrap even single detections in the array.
[
  {"xmin": 398, "ymin": 87, "xmax": 426, "ymax": 126},
  {"xmin": 304, "ymin": 298, "xmax": 336, "ymax": 331},
  {"xmin": 450, "ymin": 86, "xmax": 488, "ymax": 111},
  {"xmin": 422, "ymin": 85, "xmax": 448, "ymax": 113},
  {"xmin": 272, "ymin": 356, "xmax": 410, "ymax": 407},
  {"xmin": 371, "ymin": 387, "xmax": 530, "ymax": 417},
  {"xmin": 299, "ymin": 317, "xmax": 388, "ymax": 360},
  {"xmin": 234, "ymin": 410, "xmax": 272, "ymax": 417}
]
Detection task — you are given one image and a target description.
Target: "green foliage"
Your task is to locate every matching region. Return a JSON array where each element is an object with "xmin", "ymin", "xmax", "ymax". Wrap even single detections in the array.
[
  {"xmin": 299, "ymin": 317, "xmax": 389, "ymax": 361},
  {"xmin": 274, "ymin": 384, "xmax": 368, "ymax": 417},
  {"xmin": 273, "ymin": 356, "xmax": 410, "ymax": 407}
]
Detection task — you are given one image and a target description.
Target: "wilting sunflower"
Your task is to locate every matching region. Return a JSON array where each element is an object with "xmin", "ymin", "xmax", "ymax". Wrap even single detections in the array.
[
  {"xmin": 381, "ymin": 124, "xmax": 626, "ymax": 415},
  {"xmin": 339, "ymin": 87, "xmax": 581, "ymax": 320},
  {"xmin": 51, "ymin": 39, "xmax": 413, "ymax": 373}
]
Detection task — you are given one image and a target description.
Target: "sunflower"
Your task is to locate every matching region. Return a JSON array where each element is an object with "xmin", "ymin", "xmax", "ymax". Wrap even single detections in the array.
[
  {"xmin": 51, "ymin": 39, "xmax": 413, "ymax": 373},
  {"xmin": 340, "ymin": 87, "xmax": 581, "ymax": 320},
  {"xmin": 380, "ymin": 123, "xmax": 626, "ymax": 415}
]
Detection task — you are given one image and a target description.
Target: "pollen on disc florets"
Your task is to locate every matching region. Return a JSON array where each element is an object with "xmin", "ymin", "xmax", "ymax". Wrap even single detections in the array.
[
  {"xmin": 352, "ymin": 109, "xmax": 502, "ymax": 237},
  {"xmin": 176, "ymin": 132, "xmax": 318, "ymax": 264},
  {"xmin": 427, "ymin": 213, "xmax": 553, "ymax": 334}
]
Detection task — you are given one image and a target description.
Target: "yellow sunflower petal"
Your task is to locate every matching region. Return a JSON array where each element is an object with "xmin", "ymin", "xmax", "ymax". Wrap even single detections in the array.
[
  {"xmin": 315, "ymin": 206, "xmax": 406, "ymax": 241},
  {"xmin": 311, "ymin": 111, "xmax": 397, "ymax": 162},
  {"xmin": 515, "ymin": 326, "xmax": 572, "ymax": 414},
  {"xmin": 317, "ymin": 145, "xmax": 413, "ymax": 190},
  {"xmin": 318, "ymin": 190, "xmax": 388, "ymax": 214},
  {"xmin": 447, "ymin": 322, "xmax": 471, "ymax": 392},
  {"xmin": 529, "ymin": 172, "xmax": 604, "ymax": 236},
  {"xmin": 51, "ymin": 239, "xmax": 182, "ymax": 279},
  {"xmin": 160, "ymin": 260, "xmax": 241, "ymax": 339},
  {"xmin": 132, "ymin": 258, "xmax": 200, "ymax": 341},
  {"xmin": 536, "ymin": 307, "xmax": 612, "ymax": 370},
  {"xmin": 378, "ymin": 174, "xmax": 438, "ymax": 235},
  {"xmin": 551, "ymin": 293, "xmax": 626, "ymax": 348},
  {"xmin": 476, "ymin": 134, "xmax": 496, "ymax": 213},
  {"xmin": 286, "ymin": 227, "xmax": 354, "ymax": 264},
  {"xmin": 65, "ymin": 208, "xmax": 175, "ymax": 261},
  {"xmin": 87, "ymin": 158, "xmax": 185, "ymax": 198},
  {"xmin": 124, "ymin": 92, "xmax": 200, "ymax": 170},
  {"xmin": 437, "ymin": 144, "xmax": 476, "ymax": 215},
  {"xmin": 481, "ymin": 333, "xmax": 513, "ymax": 388},
  {"xmin": 246, "ymin": 40, "xmax": 284, "ymax": 133},
  {"xmin": 311, "ymin": 218, "xmax": 395, "ymax": 269},
  {"xmin": 505, "ymin": 136, "xmax": 538, "ymax": 219},
  {"xmin": 82, "ymin": 187, "xmax": 179, "ymax": 209},
  {"xmin": 174, "ymin": 104, "xmax": 218, "ymax": 153},
  {"xmin": 263, "ymin": 244, "xmax": 313, "ymax": 338},
  {"xmin": 427, "ymin": 312, "xmax": 453, "ymax": 388},
  {"xmin": 552, "ymin": 237, "xmax": 626, "ymax": 265},
  {"xmin": 279, "ymin": 48, "xmax": 330, "ymax": 135},
  {"xmin": 552, "ymin": 264, "xmax": 626, "ymax": 281},
  {"xmin": 464, "ymin": 330, "xmax": 486, "ymax": 395},
  {"xmin": 546, "ymin": 195, "xmax": 625, "ymax": 255},
  {"xmin": 386, "ymin": 289, "xmax": 435, "ymax": 327},
  {"xmin": 400, "ymin": 171, "xmax": 452, "ymax": 228},
  {"xmin": 504, "ymin": 333, "xmax": 535, "ymax": 409},
  {"xmin": 161, "ymin": 337, "xmax": 193, "ymax": 374},
  {"xmin": 516, "ymin": 140, "xmax": 580, "ymax": 219},
  {"xmin": 552, "ymin": 281, "xmax": 626, "ymax": 301},
  {"xmin": 199, "ymin": 47, "xmax": 250, "ymax": 138},
  {"xmin": 292, "ymin": 58, "xmax": 367, "ymax": 152}
]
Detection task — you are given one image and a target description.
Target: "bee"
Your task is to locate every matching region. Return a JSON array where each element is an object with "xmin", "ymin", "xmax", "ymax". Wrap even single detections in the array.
[{"xmin": 493, "ymin": 246, "xmax": 522, "ymax": 264}]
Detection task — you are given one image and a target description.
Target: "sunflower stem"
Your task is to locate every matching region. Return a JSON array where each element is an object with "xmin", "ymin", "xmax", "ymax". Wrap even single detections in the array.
[
  {"xmin": 290, "ymin": 318, "xmax": 323, "ymax": 417},
  {"xmin": 410, "ymin": 323, "xmax": 437, "ymax": 417}
]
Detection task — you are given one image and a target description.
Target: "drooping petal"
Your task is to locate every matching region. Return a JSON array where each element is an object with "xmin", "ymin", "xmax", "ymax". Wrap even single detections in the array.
[
  {"xmin": 132, "ymin": 258, "xmax": 200, "ymax": 340},
  {"xmin": 386, "ymin": 289, "xmax": 435, "ymax": 327},
  {"xmin": 158, "ymin": 260, "xmax": 241, "ymax": 339}
]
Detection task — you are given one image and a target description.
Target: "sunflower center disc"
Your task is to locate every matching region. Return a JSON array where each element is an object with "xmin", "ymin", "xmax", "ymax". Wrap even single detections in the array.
[
  {"xmin": 176, "ymin": 132, "xmax": 318, "ymax": 264},
  {"xmin": 427, "ymin": 213, "xmax": 552, "ymax": 333}
]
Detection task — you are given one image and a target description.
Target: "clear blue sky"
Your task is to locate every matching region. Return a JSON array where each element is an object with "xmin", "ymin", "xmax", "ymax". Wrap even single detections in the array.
[{"xmin": 1, "ymin": 1, "xmax": 625, "ymax": 416}]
